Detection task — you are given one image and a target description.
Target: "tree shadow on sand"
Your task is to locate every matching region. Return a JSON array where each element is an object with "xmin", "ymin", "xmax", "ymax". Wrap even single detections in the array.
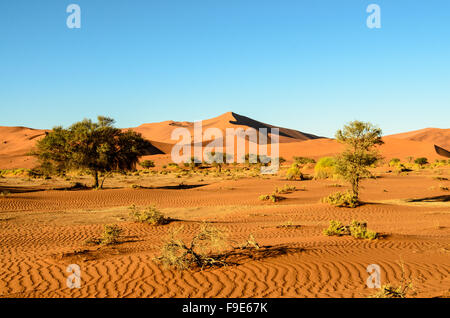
[
  {"xmin": 200, "ymin": 245, "xmax": 305, "ymax": 270},
  {"xmin": 406, "ymin": 195, "xmax": 450, "ymax": 203}
]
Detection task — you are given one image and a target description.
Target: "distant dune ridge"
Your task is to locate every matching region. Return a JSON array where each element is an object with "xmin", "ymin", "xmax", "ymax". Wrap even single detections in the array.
[
  {"xmin": 387, "ymin": 128, "xmax": 450, "ymax": 150},
  {"xmin": 0, "ymin": 112, "xmax": 448, "ymax": 169}
]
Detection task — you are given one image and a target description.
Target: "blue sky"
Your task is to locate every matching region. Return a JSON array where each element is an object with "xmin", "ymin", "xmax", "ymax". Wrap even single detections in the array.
[{"xmin": 0, "ymin": 0, "xmax": 449, "ymax": 137}]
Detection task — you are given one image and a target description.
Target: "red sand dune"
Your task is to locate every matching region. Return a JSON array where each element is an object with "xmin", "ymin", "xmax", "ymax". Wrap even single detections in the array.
[
  {"xmin": 0, "ymin": 113, "xmax": 449, "ymax": 169},
  {"xmin": 387, "ymin": 128, "xmax": 450, "ymax": 150}
]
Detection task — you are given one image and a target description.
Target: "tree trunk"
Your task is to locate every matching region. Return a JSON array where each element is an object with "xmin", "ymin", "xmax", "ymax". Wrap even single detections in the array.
[
  {"xmin": 352, "ymin": 178, "xmax": 359, "ymax": 198},
  {"xmin": 99, "ymin": 172, "xmax": 110, "ymax": 189},
  {"xmin": 93, "ymin": 170, "xmax": 99, "ymax": 188}
]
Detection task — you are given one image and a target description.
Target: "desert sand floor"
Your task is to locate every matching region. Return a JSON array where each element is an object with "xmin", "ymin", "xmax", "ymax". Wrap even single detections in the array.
[{"xmin": 0, "ymin": 172, "xmax": 449, "ymax": 298}]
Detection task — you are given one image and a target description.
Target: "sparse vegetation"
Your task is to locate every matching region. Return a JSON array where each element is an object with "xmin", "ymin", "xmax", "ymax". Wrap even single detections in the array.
[
  {"xmin": 274, "ymin": 184, "xmax": 296, "ymax": 194},
  {"xmin": 286, "ymin": 163, "xmax": 304, "ymax": 181},
  {"xmin": 314, "ymin": 157, "xmax": 337, "ymax": 179},
  {"xmin": 156, "ymin": 223, "xmax": 228, "ymax": 270},
  {"xmin": 140, "ymin": 160, "xmax": 155, "ymax": 168},
  {"xmin": 259, "ymin": 193, "xmax": 285, "ymax": 202},
  {"xmin": 395, "ymin": 163, "xmax": 412, "ymax": 174},
  {"xmin": 323, "ymin": 220, "xmax": 348, "ymax": 236},
  {"xmin": 348, "ymin": 220, "xmax": 378, "ymax": 240},
  {"xmin": 389, "ymin": 158, "xmax": 401, "ymax": 167},
  {"xmin": 293, "ymin": 156, "xmax": 316, "ymax": 165},
  {"xmin": 129, "ymin": 205, "xmax": 170, "ymax": 225},
  {"xmin": 101, "ymin": 224, "xmax": 122, "ymax": 245},
  {"xmin": 322, "ymin": 191, "xmax": 360, "ymax": 208},
  {"xmin": 370, "ymin": 262, "xmax": 415, "ymax": 298},
  {"xmin": 323, "ymin": 220, "xmax": 378, "ymax": 240},
  {"xmin": 414, "ymin": 157, "xmax": 428, "ymax": 166}
]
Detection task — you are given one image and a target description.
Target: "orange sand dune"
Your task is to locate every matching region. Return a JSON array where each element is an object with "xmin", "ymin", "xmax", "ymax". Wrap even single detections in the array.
[
  {"xmin": 133, "ymin": 112, "xmax": 322, "ymax": 145},
  {"xmin": 279, "ymin": 137, "xmax": 446, "ymax": 162},
  {"xmin": 387, "ymin": 128, "xmax": 450, "ymax": 149},
  {"xmin": 1, "ymin": 113, "xmax": 449, "ymax": 169},
  {"xmin": 0, "ymin": 126, "xmax": 48, "ymax": 169}
]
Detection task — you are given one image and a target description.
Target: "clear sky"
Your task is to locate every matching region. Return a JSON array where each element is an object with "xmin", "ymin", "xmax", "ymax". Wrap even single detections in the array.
[{"xmin": 0, "ymin": 0, "xmax": 449, "ymax": 138}]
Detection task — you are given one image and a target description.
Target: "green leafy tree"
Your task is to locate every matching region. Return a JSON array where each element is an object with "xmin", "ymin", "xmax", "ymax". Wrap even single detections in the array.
[
  {"xmin": 32, "ymin": 116, "xmax": 152, "ymax": 188},
  {"xmin": 414, "ymin": 157, "xmax": 428, "ymax": 166},
  {"xmin": 334, "ymin": 121, "xmax": 384, "ymax": 199}
]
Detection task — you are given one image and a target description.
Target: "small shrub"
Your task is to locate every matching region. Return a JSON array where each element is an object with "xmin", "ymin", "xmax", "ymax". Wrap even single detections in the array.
[
  {"xmin": 324, "ymin": 220, "xmax": 378, "ymax": 240},
  {"xmin": 274, "ymin": 184, "xmax": 296, "ymax": 194},
  {"xmin": 327, "ymin": 183, "xmax": 343, "ymax": 188},
  {"xmin": 129, "ymin": 205, "xmax": 169, "ymax": 225},
  {"xmin": 348, "ymin": 220, "xmax": 378, "ymax": 240},
  {"xmin": 140, "ymin": 160, "xmax": 155, "ymax": 168},
  {"xmin": 370, "ymin": 262, "xmax": 414, "ymax": 298},
  {"xmin": 414, "ymin": 157, "xmax": 428, "ymax": 166},
  {"xmin": 0, "ymin": 190, "xmax": 11, "ymax": 198},
  {"xmin": 389, "ymin": 158, "xmax": 401, "ymax": 167},
  {"xmin": 259, "ymin": 193, "xmax": 285, "ymax": 203},
  {"xmin": 314, "ymin": 157, "xmax": 336, "ymax": 179},
  {"xmin": 100, "ymin": 224, "xmax": 122, "ymax": 245},
  {"xmin": 395, "ymin": 163, "xmax": 411, "ymax": 174},
  {"xmin": 322, "ymin": 191, "xmax": 360, "ymax": 208},
  {"xmin": 323, "ymin": 220, "xmax": 349, "ymax": 236},
  {"xmin": 156, "ymin": 223, "xmax": 228, "ymax": 270},
  {"xmin": 293, "ymin": 156, "xmax": 316, "ymax": 165},
  {"xmin": 286, "ymin": 163, "xmax": 304, "ymax": 181}
]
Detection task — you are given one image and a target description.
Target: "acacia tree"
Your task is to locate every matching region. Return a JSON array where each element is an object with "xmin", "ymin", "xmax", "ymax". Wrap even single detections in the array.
[
  {"xmin": 335, "ymin": 121, "xmax": 384, "ymax": 199},
  {"xmin": 33, "ymin": 116, "xmax": 152, "ymax": 188}
]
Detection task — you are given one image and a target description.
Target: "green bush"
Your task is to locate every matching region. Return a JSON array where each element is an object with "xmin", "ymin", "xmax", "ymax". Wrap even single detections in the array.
[
  {"xmin": 293, "ymin": 156, "xmax": 316, "ymax": 165},
  {"xmin": 348, "ymin": 220, "xmax": 378, "ymax": 239},
  {"xmin": 314, "ymin": 157, "xmax": 336, "ymax": 179},
  {"xmin": 395, "ymin": 163, "xmax": 411, "ymax": 173},
  {"xmin": 323, "ymin": 220, "xmax": 378, "ymax": 240},
  {"xmin": 321, "ymin": 191, "xmax": 360, "ymax": 208},
  {"xmin": 274, "ymin": 184, "xmax": 296, "ymax": 194},
  {"xmin": 129, "ymin": 205, "xmax": 169, "ymax": 225},
  {"xmin": 259, "ymin": 193, "xmax": 285, "ymax": 203},
  {"xmin": 323, "ymin": 220, "xmax": 349, "ymax": 236},
  {"xmin": 389, "ymin": 158, "xmax": 401, "ymax": 167},
  {"xmin": 414, "ymin": 157, "xmax": 428, "ymax": 166},
  {"xmin": 286, "ymin": 163, "xmax": 304, "ymax": 180},
  {"xmin": 100, "ymin": 224, "xmax": 122, "ymax": 245}
]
